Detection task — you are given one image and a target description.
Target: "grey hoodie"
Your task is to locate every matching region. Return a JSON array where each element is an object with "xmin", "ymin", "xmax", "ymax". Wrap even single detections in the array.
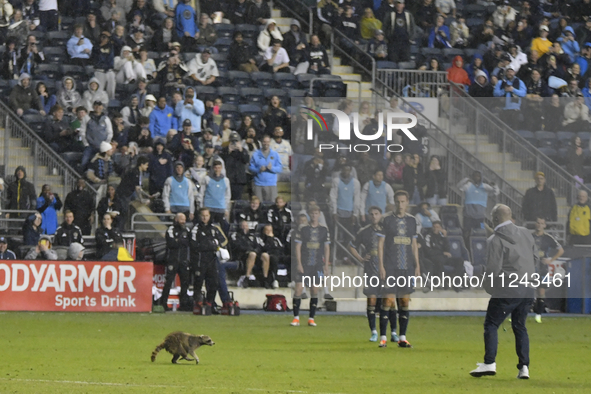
[
  {"xmin": 484, "ymin": 222, "xmax": 537, "ymax": 298},
  {"xmin": 67, "ymin": 242, "xmax": 86, "ymax": 260},
  {"xmin": 57, "ymin": 76, "xmax": 82, "ymax": 112},
  {"xmin": 82, "ymin": 77, "xmax": 109, "ymax": 112}
]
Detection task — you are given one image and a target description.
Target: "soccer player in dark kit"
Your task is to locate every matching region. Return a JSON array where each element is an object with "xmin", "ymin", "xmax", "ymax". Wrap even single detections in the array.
[
  {"xmin": 292, "ymin": 205, "xmax": 330, "ymax": 327},
  {"xmin": 377, "ymin": 190, "xmax": 420, "ymax": 348},
  {"xmin": 349, "ymin": 206, "xmax": 384, "ymax": 342},
  {"xmin": 532, "ymin": 217, "xmax": 563, "ymax": 323}
]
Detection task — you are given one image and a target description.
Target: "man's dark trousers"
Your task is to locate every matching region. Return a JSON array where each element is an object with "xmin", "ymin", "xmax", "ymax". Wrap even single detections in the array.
[{"xmin": 484, "ymin": 296, "xmax": 534, "ymax": 368}]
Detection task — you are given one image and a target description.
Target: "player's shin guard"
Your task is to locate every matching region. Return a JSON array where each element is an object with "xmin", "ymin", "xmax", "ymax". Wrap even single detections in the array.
[
  {"xmin": 367, "ymin": 305, "xmax": 376, "ymax": 332},
  {"xmin": 398, "ymin": 309, "xmax": 410, "ymax": 336},
  {"xmin": 379, "ymin": 306, "xmax": 391, "ymax": 337},
  {"xmin": 293, "ymin": 297, "xmax": 301, "ymax": 317},
  {"xmin": 388, "ymin": 309, "xmax": 398, "ymax": 332},
  {"xmin": 309, "ymin": 298, "xmax": 318, "ymax": 318}
]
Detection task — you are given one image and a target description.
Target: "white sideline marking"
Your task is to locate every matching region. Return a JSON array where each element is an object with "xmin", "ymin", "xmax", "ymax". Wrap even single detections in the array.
[{"xmin": 0, "ymin": 378, "xmax": 347, "ymax": 393}]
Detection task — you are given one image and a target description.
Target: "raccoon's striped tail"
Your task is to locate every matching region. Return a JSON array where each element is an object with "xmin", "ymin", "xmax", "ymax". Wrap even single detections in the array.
[{"xmin": 151, "ymin": 342, "xmax": 166, "ymax": 362}]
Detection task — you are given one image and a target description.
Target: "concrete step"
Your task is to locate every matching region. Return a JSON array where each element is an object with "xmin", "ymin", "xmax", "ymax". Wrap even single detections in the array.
[
  {"xmin": 334, "ymin": 72, "xmax": 362, "ymax": 82},
  {"xmin": 332, "ymin": 65, "xmax": 354, "ymax": 74},
  {"xmin": 459, "ymin": 142, "xmax": 501, "ymax": 153}
]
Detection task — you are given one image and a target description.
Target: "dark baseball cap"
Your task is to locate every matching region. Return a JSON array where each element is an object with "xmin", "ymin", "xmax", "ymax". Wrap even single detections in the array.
[
  {"xmin": 0, "ymin": 236, "xmax": 7, "ymax": 243},
  {"xmin": 183, "ymin": 119, "xmax": 192, "ymax": 127},
  {"xmin": 204, "ymin": 142, "xmax": 214, "ymax": 148},
  {"xmin": 202, "ymin": 48, "xmax": 211, "ymax": 54},
  {"xmin": 93, "ymin": 100, "xmax": 104, "ymax": 106}
]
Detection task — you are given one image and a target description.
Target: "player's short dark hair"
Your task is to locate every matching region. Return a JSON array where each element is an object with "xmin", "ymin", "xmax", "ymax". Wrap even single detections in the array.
[
  {"xmin": 394, "ymin": 190, "xmax": 409, "ymax": 200},
  {"xmin": 374, "ymin": 169, "xmax": 383, "ymax": 175},
  {"xmin": 76, "ymin": 106, "xmax": 87, "ymax": 113},
  {"xmin": 139, "ymin": 116, "xmax": 150, "ymax": 125},
  {"xmin": 137, "ymin": 156, "xmax": 149, "ymax": 167},
  {"xmin": 536, "ymin": 217, "xmax": 546, "ymax": 222},
  {"xmin": 368, "ymin": 206, "xmax": 382, "ymax": 214},
  {"xmin": 431, "ymin": 220, "xmax": 442, "ymax": 227},
  {"xmin": 308, "ymin": 205, "xmax": 320, "ymax": 213},
  {"xmin": 212, "ymin": 160, "xmax": 223, "ymax": 167},
  {"xmin": 199, "ymin": 207, "xmax": 210, "ymax": 215}
]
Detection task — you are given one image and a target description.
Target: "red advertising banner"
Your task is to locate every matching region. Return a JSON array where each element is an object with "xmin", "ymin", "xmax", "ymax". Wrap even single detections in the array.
[{"xmin": 0, "ymin": 261, "xmax": 153, "ymax": 312}]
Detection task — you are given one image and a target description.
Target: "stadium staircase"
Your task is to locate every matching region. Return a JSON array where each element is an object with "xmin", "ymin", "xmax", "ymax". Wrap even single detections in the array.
[{"xmin": 0, "ymin": 100, "xmax": 94, "ymax": 228}]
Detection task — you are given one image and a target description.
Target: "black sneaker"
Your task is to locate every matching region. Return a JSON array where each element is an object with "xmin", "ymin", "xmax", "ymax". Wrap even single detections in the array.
[{"xmin": 242, "ymin": 279, "xmax": 249, "ymax": 288}]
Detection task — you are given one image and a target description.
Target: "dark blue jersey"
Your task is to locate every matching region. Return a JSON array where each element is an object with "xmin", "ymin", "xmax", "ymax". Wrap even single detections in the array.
[
  {"xmin": 350, "ymin": 224, "xmax": 382, "ymax": 277},
  {"xmin": 378, "ymin": 212, "xmax": 418, "ymax": 270},
  {"xmin": 295, "ymin": 224, "xmax": 330, "ymax": 268}
]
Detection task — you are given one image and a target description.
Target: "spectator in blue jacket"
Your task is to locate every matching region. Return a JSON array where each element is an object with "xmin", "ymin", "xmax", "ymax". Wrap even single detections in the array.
[
  {"xmin": 22, "ymin": 213, "xmax": 43, "ymax": 246},
  {"xmin": 558, "ymin": 26, "xmax": 580, "ymax": 63},
  {"xmin": 428, "ymin": 15, "xmax": 451, "ymax": 49},
  {"xmin": 493, "ymin": 65, "xmax": 527, "ymax": 128},
  {"xmin": 36, "ymin": 184, "xmax": 63, "ymax": 235},
  {"xmin": 67, "ymin": 24, "xmax": 93, "ymax": 67},
  {"xmin": 576, "ymin": 43, "xmax": 591, "ymax": 76},
  {"xmin": 150, "ymin": 96, "xmax": 179, "ymax": 140},
  {"xmin": 174, "ymin": 87, "xmax": 205, "ymax": 133},
  {"xmin": 0, "ymin": 237, "xmax": 16, "ymax": 260},
  {"xmin": 175, "ymin": 0, "xmax": 198, "ymax": 50},
  {"xmin": 149, "ymin": 139, "xmax": 173, "ymax": 195},
  {"xmin": 248, "ymin": 135, "xmax": 283, "ymax": 202}
]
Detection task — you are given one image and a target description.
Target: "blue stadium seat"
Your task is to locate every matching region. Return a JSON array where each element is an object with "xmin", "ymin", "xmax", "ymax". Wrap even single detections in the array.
[
  {"xmin": 228, "ymin": 70, "xmax": 252, "ymax": 88},
  {"xmin": 43, "ymin": 46, "xmax": 68, "ymax": 64},
  {"xmin": 466, "ymin": 17, "xmax": 485, "ymax": 28},
  {"xmin": 289, "ymin": 89, "xmax": 307, "ymax": 97},
  {"xmin": 470, "ymin": 236, "xmax": 487, "ymax": 268},
  {"xmin": 194, "ymin": 85, "xmax": 217, "ymax": 102},
  {"xmin": 216, "ymin": 58, "xmax": 230, "ymax": 72},
  {"xmin": 23, "ymin": 114, "xmax": 46, "ymax": 134},
  {"xmin": 213, "ymin": 37, "xmax": 232, "ymax": 53},
  {"xmin": 60, "ymin": 65, "xmax": 88, "ymax": 81},
  {"xmin": 376, "ymin": 60, "xmax": 398, "ymax": 69},
  {"xmin": 220, "ymin": 104, "xmax": 241, "ymax": 122},
  {"xmin": 274, "ymin": 73, "xmax": 299, "ymax": 89},
  {"xmin": 447, "ymin": 236, "xmax": 469, "ymax": 260},
  {"xmin": 464, "ymin": 48, "xmax": 480, "ymax": 59},
  {"xmin": 35, "ymin": 64, "xmax": 62, "ymax": 80},
  {"xmin": 60, "ymin": 16, "xmax": 75, "ymax": 31},
  {"xmin": 216, "ymin": 71, "xmax": 229, "ymax": 86},
  {"xmin": 321, "ymin": 77, "xmax": 346, "ymax": 97},
  {"xmin": 516, "ymin": 129, "xmax": 536, "ymax": 145},
  {"xmin": 218, "ymin": 87, "xmax": 241, "ymax": 104},
  {"xmin": 214, "ymin": 23, "xmax": 235, "ymax": 39},
  {"xmin": 441, "ymin": 212, "xmax": 461, "ymax": 230},
  {"xmin": 263, "ymin": 88, "xmax": 288, "ymax": 105},
  {"xmin": 538, "ymin": 147, "xmax": 558, "ymax": 161},
  {"xmin": 235, "ymin": 24, "xmax": 259, "ymax": 39},
  {"xmin": 421, "ymin": 48, "xmax": 442, "ymax": 57},
  {"xmin": 465, "ymin": 4, "xmax": 487, "ymax": 18},
  {"xmin": 47, "ymin": 31, "xmax": 71, "ymax": 47},
  {"xmin": 250, "ymin": 72, "xmax": 275, "ymax": 88},
  {"xmin": 398, "ymin": 61, "xmax": 416, "ymax": 70},
  {"xmin": 535, "ymin": 131, "xmax": 557, "ymax": 148},
  {"xmin": 578, "ymin": 131, "xmax": 591, "ymax": 145},
  {"xmin": 239, "ymin": 87, "xmax": 265, "ymax": 105},
  {"xmin": 108, "ymin": 99, "xmax": 122, "ymax": 113},
  {"xmin": 446, "ymin": 228, "xmax": 462, "ymax": 236}
]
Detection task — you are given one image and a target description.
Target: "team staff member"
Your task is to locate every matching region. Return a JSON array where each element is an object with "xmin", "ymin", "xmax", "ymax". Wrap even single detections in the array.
[
  {"xmin": 291, "ymin": 205, "xmax": 330, "ymax": 327},
  {"xmin": 470, "ymin": 204, "xmax": 536, "ymax": 379},
  {"xmin": 259, "ymin": 224, "xmax": 286, "ymax": 289},
  {"xmin": 161, "ymin": 213, "xmax": 192, "ymax": 311},
  {"xmin": 95, "ymin": 213, "xmax": 123, "ymax": 259},
  {"xmin": 349, "ymin": 206, "xmax": 384, "ymax": 343},
  {"xmin": 377, "ymin": 190, "xmax": 420, "ymax": 348},
  {"xmin": 531, "ymin": 217, "xmax": 563, "ymax": 323},
  {"xmin": 190, "ymin": 208, "xmax": 228, "ymax": 313},
  {"xmin": 54, "ymin": 210, "xmax": 84, "ymax": 247}
]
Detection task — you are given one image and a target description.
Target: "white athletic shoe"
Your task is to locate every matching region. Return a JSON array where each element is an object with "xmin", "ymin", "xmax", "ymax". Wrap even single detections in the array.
[
  {"xmin": 517, "ymin": 366, "xmax": 530, "ymax": 379},
  {"xmin": 236, "ymin": 275, "xmax": 246, "ymax": 287},
  {"xmin": 470, "ymin": 362, "xmax": 497, "ymax": 377},
  {"xmin": 248, "ymin": 274, "xmax": 256, "ymax": 281},
  {"xmin": 272, "ymin": 280, "xmax": 279, "ymax": 289}
]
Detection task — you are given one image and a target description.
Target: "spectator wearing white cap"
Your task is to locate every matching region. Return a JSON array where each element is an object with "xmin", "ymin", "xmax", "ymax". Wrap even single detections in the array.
[
  {"xmin": 532, "ymin": 25, "xmax": 553, "ymax": 56},
  {"xmin": 140, "ymin": 94, "xmax": 157, "ymax": 117},
  {"xmin": 114, "ymin": 45, "xmax": 146, "ymax": 84}
]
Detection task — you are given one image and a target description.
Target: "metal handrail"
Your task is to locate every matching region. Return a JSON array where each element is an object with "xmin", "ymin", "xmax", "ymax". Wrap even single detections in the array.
[
  {"xmin": 131, "ymin": 212, "xmax": 174, "ymax": 235},
  {"xmin": 330, "ymin": 29, "xmax": 376, "ymax": 89},
  {"xmin": 372, "ymin": 85, "xmax": 525, "ymax": 217},
  {"xmin": 273, "ymin": 0, "xmax": 314, "ymax": 37},
  {"xmin": 448, "ymin": 83, "xmax": 589, "ymax": 206},
  {"xmin": 376, "ymin": 69, "xmax": 449, "ymax": 98},
  {"xmin": 0, "ymin": 99, "xmax": 97, "ymax": 213}
]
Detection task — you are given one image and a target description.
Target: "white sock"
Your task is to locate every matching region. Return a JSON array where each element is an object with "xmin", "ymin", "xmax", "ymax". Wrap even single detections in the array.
[
  {"xmin": 293, "ymin": 316, "xmax": 299, "ymax": 320},
  {"xmin": 391, "ymin": 331, "xmax": 397, "ymax": 336},
  {"xmin": 399, "ymin": 335, "xmax": 406, "ymax": 341},
  {"xmin": 371, "ymin": 330, "xmax": 377, "ymax": 334},
  {"xmin": 380, "ymin": 335, "xmax": 387, "ymax": 341}
]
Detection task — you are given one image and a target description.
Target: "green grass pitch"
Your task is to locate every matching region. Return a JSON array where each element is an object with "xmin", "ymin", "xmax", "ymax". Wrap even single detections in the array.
[{"xmin": 1, "ymin": 312, "xmax": 590, "ymax": 393}]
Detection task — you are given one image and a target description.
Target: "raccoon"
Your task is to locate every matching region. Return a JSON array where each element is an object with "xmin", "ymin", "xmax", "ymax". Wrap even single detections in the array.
[{"xmin": 151, "ymin": 332, "xmax": 215, "ymax": 364}]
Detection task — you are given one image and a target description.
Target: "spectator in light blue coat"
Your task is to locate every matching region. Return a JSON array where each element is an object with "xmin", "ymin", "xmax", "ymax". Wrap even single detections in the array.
[
  {"xmin": 67, "ymin": 24, "xmax": 93, "ymax": 67},
  {"xmin": 248, "ymin": 135, "xmax": 283, "ymax": 202},
  {"xmin": 150, "ymin": 96, "xmax": 179, "ymax": 139},
  {"xmin": 493, "ymin": 66, "xmax": 526, "ymax": 111},
  {"xmin": 174, "ymin": 86, "xmax": 205, "ymax": 133},
  {"xmin": 558, "ymin": 26, "xmax": 580, "ymax": 63}
]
